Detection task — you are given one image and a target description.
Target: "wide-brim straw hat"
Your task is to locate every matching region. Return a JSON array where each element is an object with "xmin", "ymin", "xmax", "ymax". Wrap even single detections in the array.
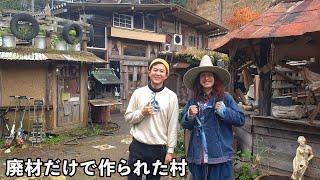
[{"xmin": 183, "ymin": 55, "xmax": 231, "ymax": 89}]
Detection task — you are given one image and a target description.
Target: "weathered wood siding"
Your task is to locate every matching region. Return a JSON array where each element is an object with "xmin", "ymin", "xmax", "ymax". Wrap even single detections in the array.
[
  {"xmin": 235, "ymin": 112, "xmax": 255, "ymax": 153},
  {"xmin": 251, "ymin": 116, "xmax": 320, "ymax": 179}
]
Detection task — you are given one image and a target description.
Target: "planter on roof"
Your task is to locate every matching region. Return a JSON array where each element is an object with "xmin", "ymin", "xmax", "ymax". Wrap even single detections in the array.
[
  {"xmin": 2, "ymin": 34, "xmax": 16, "ymax": 48},
  {"xmin": 51, "ymin": 35, "xmax": 67, "ymax": 51},
  {"xmin": 0, "ymin": 27, "xmax": 16, "ymax": 48},
  {"xmin": 55, "ymin": 41, "xmax": 67, "ymax": 51},
  {"xmin": 33, "ymin": 35, "xmax": 46, "ymax": 49},
  {"xmin": 62, "ymin": 23, "xmax": 83, "ymax": 45},
  {"xmin": 10, "ymin": 13, "xmax": 39, "ymax": 41},
  {"xmin": 67, "ymin": 43, "xmax": 81, "ymax": 51}
]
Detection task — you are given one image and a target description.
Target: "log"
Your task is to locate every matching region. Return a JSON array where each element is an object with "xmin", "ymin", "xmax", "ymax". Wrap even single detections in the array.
[{"xmin": 272, "ymin": 105, "xmax": 306, "ymax": 119}]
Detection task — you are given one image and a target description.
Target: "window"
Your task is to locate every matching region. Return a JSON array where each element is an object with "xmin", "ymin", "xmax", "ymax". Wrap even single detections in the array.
[
  {"xmin": 123, "ymin": 44, "xmax": 146, "ymax": 57},
  {"xmin": 113, "ymin": 13, "xmax": 133, "ymax": 29},
  {"xmin": 144, "ymin": 14, "xmax": 155, "ymax": 31},
  {"xmin": 113, "ymin": 13, "xmax": 156, "ymax": 32},
  {"xmin": 87, "ymin": 24, "xmax": 106, "ymax": 50},
  {"xmin": 134, "ymin": 13, "xmax": 143, "ymax": 29}
]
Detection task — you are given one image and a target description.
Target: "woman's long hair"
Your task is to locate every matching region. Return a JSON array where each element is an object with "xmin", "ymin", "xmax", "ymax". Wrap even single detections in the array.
[{"xmin": 192, "ymin": 73, "xmax": 225, "ymax": 102}]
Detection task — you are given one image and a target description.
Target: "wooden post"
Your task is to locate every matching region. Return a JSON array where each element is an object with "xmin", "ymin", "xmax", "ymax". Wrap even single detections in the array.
[
  {"xmin": 105, "ymin": 106, "xmax": 111, "ymax": 128},
  {"xmin": 46, "ymin": 63, "xmax": 54, "ymax": 130},
  {"xmin": 258, "ymin": 39, "xmax": 272, "ymax": 116},
  {"xmin": 228, "ymin": 42, "xmax": 238, "ymax": 94}
]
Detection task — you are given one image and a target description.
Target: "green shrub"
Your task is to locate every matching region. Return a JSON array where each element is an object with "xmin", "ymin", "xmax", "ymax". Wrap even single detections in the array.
[{"xmin": 234, "ymin": 150, "xmax": 261, "ymax": 180}]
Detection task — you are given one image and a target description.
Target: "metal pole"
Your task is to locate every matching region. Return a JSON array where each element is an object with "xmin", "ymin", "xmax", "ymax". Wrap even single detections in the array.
[
  {"xmin": 218, "ymin": 0, "xmax": 223, "ymax": 25},
  {"xmin": 31, "ymin": 0, "xmax": 34, "ymax": 13}
]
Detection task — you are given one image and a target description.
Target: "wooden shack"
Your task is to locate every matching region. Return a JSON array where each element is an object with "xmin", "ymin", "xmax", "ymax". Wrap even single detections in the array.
[
  {"xmin": 209, "ymin": 0, "xmax": 320, "ymax": 178},
  {"xmin": 0, "ymin": 11, "xmax": 106, "ymax": 134}
]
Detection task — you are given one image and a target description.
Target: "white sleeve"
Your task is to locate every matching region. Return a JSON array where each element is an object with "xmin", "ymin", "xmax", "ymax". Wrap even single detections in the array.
[
  {"xmin": 124, "ymin": 90, "xmax": 145, "ymax": 124},
  {"xmin": 166, "ymin": 94, "xmax": 179, "ymax": 153}
]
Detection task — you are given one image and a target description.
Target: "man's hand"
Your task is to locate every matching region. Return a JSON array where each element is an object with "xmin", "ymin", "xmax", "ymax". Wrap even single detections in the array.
[
  {"xmin": 188, "ymin": 105, "xmax": 198, "ymax": 117},
  {"xmin": 165, "ymin": 153, "xmax": 173, "ymax": 164},
  {"xmin": 141, "ymin": 102, "xmax": 154, "ymax": 116}
]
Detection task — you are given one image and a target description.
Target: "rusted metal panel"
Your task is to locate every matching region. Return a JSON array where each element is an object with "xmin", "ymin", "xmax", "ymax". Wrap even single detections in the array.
[{"xmin": 209, "ymin": 0, "xmax": 320, "ymax": 51}]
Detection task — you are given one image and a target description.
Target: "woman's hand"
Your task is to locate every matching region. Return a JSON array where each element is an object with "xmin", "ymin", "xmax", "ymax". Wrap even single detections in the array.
[
  {"xmin": 215, "ymin": 101, "xmax": 226, "ymax": 118},
  {"xmin": 188, "ymin": 105, "xmax": 198, "ymax": 117}
]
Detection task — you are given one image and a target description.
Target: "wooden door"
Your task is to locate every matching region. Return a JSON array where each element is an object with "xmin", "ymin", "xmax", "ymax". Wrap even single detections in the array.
[{"xmin": 57, "ymin": 64, "xmax": 80, "ymax": 127}]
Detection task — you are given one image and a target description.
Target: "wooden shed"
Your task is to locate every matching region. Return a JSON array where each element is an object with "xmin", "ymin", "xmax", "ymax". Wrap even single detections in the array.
[
  {"xmin": 209, "ymin": 0, "xmax": 320, "ymax": 178},
  {"xmin": 0, "ymin": 48, "xmax": 105, "ymax": 133}
]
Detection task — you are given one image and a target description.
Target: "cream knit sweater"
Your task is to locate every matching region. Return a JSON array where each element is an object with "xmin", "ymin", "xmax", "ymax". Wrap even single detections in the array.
[{"xmin": 124, "ymin": 86, "xmax": 179, "ymax": 153}]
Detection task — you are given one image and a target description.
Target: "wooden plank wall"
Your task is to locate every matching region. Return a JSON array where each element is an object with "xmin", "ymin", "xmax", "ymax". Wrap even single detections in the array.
[
  {"xmin": 235, "ymin": 113, "xmax": 254, "ymax": 153},
  {"xmin": 251, "ymin": 116, "xmax": 320, "ymax": 179}
]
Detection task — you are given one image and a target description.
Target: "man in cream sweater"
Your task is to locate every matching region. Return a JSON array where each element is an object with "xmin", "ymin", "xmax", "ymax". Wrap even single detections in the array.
[{"xmin": 124, "ymin": 58, "xmax": 179, "ymax": 180}]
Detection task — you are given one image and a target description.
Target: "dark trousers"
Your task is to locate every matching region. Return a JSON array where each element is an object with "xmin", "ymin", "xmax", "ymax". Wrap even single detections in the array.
[
  {"xmin": 128, "ymin": 138, "xmax": 166, "ymax": 180},
  {"xmin": 189, "ymin": 161, "xmax": 233, "ymax": 180}
]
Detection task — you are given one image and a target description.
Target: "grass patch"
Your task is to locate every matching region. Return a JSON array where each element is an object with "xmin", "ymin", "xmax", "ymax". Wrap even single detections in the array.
[
  {"xmin": 44, "ymin": 134, "xmax": 67, "ymax": 145},
  {"xmin": 69, "ymin": 124, "xmax": 105, "ymax": 137},
  {"xmin": 44, "ymin": 124, "xmax": 105, "ymax": 145}
]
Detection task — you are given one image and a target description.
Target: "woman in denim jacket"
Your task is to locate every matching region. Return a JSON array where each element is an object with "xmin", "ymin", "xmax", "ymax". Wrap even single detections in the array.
[{"xmin": 181, "ymin": 55, "xmax": 245, "ymax": 179}]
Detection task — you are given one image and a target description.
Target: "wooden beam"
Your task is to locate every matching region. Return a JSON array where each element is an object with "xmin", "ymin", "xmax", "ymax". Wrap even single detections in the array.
[
  {"xmin": 249, "ymin": 40, "xmax": 259, "ymax": 63},
  {"xmin": 258, "ymin": 39, "xmax": 272, "ymax": 116},
  {"xmin": 228, "ymin": 42, "xmax": 239, "ymax": 94}
]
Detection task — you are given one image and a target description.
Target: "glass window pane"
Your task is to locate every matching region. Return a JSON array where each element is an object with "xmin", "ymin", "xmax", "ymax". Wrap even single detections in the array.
[
  {"xmin": 134, "ymin": 13, "xmax": 143, "ymax": 29},
  {"xmin": 144, "ymin": 14, "xmax": 155, "ymax": 31}
]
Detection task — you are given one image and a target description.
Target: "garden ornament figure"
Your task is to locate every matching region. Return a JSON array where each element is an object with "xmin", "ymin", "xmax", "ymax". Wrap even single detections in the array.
[{"xmin": 291, "ymin": 136, "xmax": 314, "ymax": 180}]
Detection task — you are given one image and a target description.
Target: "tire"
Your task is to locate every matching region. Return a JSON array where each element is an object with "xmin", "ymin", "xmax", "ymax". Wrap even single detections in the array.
[
  {"xmin": 62, "ymin": 23, "xmax": 83, "ymax": 44},
  {"xmin": 10, "ymin": 13, "xmax": 39, "ymax": 40}
]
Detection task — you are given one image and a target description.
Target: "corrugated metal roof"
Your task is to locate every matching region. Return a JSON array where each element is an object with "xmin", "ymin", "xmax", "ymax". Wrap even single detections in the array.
[
  {"xmin": 0, "ymin": 51, "xmax": 106, "ymax": 63},
  {"xmin": 92, "ymin": 68, "xmax": 122, "ymax": 85},
  {"xmin": 209, "ymin": 0, "xmax": 320, "ymax": 51}
]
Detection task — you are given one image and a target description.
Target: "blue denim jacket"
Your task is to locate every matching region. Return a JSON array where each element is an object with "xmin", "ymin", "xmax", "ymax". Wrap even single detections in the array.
[{"xmin": 181, "ymin": 93, "xmax": 245, "ymax": 165}]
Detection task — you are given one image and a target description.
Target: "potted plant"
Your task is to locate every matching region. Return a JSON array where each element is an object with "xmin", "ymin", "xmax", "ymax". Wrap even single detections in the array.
[
  {"xmin": 51, "ymin": 35, "xmax": 67, "ymax": 51},
  {"xmin": 0, "ymin": 27, "xmax": 16, "ymax": 48},
  {"xmin": 33, "ymin": 26, "xmax": 46, "ymax": 49},
  {"xmin": 66, "ymin": 29, "xmax": 81, "ymax": 51}
]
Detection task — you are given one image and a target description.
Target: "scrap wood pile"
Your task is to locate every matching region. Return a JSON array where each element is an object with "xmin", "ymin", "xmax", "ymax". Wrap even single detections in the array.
[{"xmin": 235, "ymin": 59, "xmax": 320, "ymax": 122}]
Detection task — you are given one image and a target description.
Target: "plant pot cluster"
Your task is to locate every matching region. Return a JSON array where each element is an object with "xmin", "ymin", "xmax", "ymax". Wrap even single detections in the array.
[{"xmin": 1, "ymin": 13, "xmax": 84, "ymax": 51}]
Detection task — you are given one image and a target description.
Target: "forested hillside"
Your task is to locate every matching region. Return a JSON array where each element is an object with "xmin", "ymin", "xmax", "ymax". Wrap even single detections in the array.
[{"xmin": 188, "ymin": 0, "xmax": 274, "ymax": 26}]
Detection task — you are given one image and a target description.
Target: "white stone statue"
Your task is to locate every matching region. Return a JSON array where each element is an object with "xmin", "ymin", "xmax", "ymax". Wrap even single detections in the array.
[{"xmin": 291, "ymin": 136, "xmax": 314, "ymax": 180}]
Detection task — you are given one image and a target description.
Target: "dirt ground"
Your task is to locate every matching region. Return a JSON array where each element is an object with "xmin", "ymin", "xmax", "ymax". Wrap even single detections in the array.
[{"xmin": 0, "ymin": 113, "xmax": 180, "ymax": 180}]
